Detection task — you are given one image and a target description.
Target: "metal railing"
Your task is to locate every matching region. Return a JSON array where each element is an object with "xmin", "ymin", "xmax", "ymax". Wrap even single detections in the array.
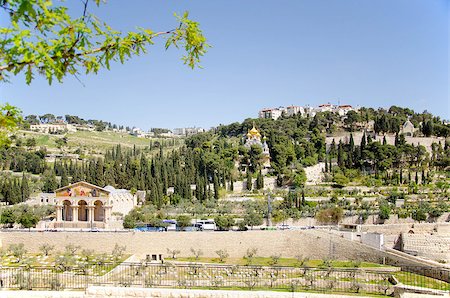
[{"xmin": 0, "ymin": 263, "xmax": 448, "ymax": 294}]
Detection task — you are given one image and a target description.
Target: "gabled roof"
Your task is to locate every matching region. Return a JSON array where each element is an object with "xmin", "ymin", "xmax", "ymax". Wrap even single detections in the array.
[
  {"xmin": 403, "ymin": 120, "xmax": 414, "ymax": 128},
  {"xmin": 55, "ymin": 181, "xmax": 110, "ymax": 193}
]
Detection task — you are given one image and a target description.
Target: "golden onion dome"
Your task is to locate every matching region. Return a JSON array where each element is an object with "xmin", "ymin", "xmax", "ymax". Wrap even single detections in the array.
[{"xmin": 248, "ymin": 125, "xmax": 261, "ymax": 137}]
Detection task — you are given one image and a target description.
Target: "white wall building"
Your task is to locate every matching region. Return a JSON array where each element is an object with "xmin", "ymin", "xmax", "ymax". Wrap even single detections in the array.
[{"xmin": 30, "ymin": 123, "xmax": 76, "ymax": 133}]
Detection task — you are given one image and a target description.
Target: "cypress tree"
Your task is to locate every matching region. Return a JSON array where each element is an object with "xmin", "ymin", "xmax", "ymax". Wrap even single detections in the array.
[
  {"xmin": 60, "ymin": 168, "xmax": 69, "ymax": 187},
  {"xmin": 213, "ymin": 172, "xmax": 220, "ymax": 201},
  {"xmin": 42, "ymin": 170, "xmax": 58, "ymax": 193},
  {"xmin": 21, "ymin": 173, "xmax": 30, "ymax": 202},
  {"xmin": 349, "ymin": 133, "xmax": 355, "ymax": 153},
  {"xmin": 337, "ymin": 141, "xmax": 344, "ymax": 168},
  {"xmin": 301, "ymin": 188, "xmax": 305, "ymax": 206},
  {"xmin": 246, "ymin": 169, "xmax": 252, "ymax": 191},
  {"xmin": 95, "ymin": 158, "xmax": 105, "ymax": 186},
  {"xmin": 256, "ymin": 169, "xmax": 264, "ymax": 189},
  {"xmin": 10, "ymin": 179, "xmax": 21, "ymax": 204}
]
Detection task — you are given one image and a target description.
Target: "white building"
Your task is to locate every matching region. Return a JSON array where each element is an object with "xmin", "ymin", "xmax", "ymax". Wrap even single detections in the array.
[
  {"xmin": 334, "ymin": 105, "xmax": 354, "ymax": 116},
  {"xmin": 30, "ymin": 123, "xmax": 76, "ymax": 133},
  {"xmin": 401, "ymin": 120, "xmax": 416, "ymax": 137},
  {"xmin": 285, "ymin": 106, "xmax": 305, "ymax": 117},
  {"xmin": 258, "ymin": 107, "xmax": 284, "ymax": 120},
  {"xmin": 173, "ymin": 127, "xmax": 205, "ymax": 136}
]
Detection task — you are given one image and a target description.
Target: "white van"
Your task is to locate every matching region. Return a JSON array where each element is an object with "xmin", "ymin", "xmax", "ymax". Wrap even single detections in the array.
[{"xmin": 197, "ymin": 219, "xmax": 216, "ymax": 231}]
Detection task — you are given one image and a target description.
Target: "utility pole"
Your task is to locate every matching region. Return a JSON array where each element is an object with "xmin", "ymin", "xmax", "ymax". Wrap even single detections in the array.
[{"xmin": 266, "ymin": 191, "xmax": 273, "ymax": 227}]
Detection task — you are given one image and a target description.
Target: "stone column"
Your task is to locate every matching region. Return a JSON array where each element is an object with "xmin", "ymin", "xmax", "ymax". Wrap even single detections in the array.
[
  {"xmin": 87, "ymin": 206, "xmax": 94, "ymax": 223},
  {"xmin": 72, "ymin": 206, "xmax": 79, "ymax": 222},
  {"xmin": 56, "ymin": 206, "xmax": 63, "ymax": 222}
]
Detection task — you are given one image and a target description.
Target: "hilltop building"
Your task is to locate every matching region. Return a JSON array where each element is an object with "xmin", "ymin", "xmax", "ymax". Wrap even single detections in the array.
[
  {"xmin": 173, "ymin": 127, "xmax": 205, "ymax": 136},
  {"xmin": 30, "ymin": 123, "xmax": 76, "ymax": 133},
  {"xmin": 258, "ymin": 107, "xmax": 284, "ymax": 120},
  {"xmin": 401, "ymin": 120, "xmax": 416, "ymax": 137},
  {"xmin": 258, "ymin": 104, "xmax": 355, "ymax": 120},
  {"xmin": 244, "ymin": 125, "xmax": 271, "ymax": 168},
  {"xmin": 51, "ymin": 181, "xmax": 136, "ymax": 229}
]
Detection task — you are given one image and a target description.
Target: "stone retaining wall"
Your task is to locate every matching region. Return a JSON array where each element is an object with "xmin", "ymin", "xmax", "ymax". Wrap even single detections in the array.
[{"xmin": 0, "ymin": 230, "xmax": 382, "ymax": 261}]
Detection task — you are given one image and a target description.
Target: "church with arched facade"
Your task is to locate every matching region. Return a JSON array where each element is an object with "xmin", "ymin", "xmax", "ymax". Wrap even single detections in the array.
[{"xmin": 53, "ymin": 181, "xmax": 136, "ymax": 229}]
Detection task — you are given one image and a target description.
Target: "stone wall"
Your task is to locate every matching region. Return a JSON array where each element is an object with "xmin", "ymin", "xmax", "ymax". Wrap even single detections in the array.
[
  {"xmin": 0, "ymin": 230, "xmax": 383, "ymax": 262},
  {"xmin": 325, "ymin": 132, "xmax": 446, "ymax": 153},
  {"xmin": 360, "ymin": 223, "xmax": 450, "ymax": 236},
  {"xmin": 84, "ymin": 287, "xmax": 376, "ymax": 298}
]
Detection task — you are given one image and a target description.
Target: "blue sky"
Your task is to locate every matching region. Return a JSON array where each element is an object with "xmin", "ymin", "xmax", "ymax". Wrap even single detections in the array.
[{"xmin": 1, "ymin": 0, "xmax": 449, "ymax": 129}]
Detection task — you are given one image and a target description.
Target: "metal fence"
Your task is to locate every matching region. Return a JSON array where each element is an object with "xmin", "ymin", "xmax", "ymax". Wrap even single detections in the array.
[{"xmin": 0, "ymin": 263, "xmax": 448, "ymax": 294}]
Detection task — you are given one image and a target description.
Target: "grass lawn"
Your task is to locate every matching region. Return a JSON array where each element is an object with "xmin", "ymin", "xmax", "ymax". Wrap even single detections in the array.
[
  {"xmin": 167, "ymin": 257, "xmax": 392, "ymax": 268},
  {"xmin": 1, "ymin": 252, "xmax": 130, "ymax": 275},
  {"xmin": 393, "ymin": 271, "xmax": 449, "ymax": 291},
  {"xmin": 17, "ymin": 130, "xmax": 184, "ymax": 154}
]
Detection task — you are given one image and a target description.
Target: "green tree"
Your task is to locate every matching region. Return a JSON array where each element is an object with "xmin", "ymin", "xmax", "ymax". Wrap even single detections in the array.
[
  {"xmin": 293, "ymin": 168, "xmax": 307, "ymax": 188},
  {"xmin": 60, "ymin": 168, "xmax": 69, "ymax": 187},
  {"xmin": 0, "ymin": 104, "xmax": 22, "ymax": 146},
  {"xmin": 0, "ymin": 208, "xmax": 16, "ymax": 227},
  {"xmin": 18, "ymin": 212, "xmax": 39, "ymax": 230},
  {"xmin": 214, "ymin": 215, "xmax": 234, "ymax": 231},
  {"xmin": 176, "ymin": 214, "xmax": 192, "ymax": 230},
  {"xmin": 246, "ymin": 169, "xmax": 252, "ymax": 191},
  {"xmin": 42, "ymin": 170, "xmax": 58, "ymax": 192},
  {"xmin": 256, "ymin": 170, "xmax": 264, "ymax": 189},
  {"xmin": 20, "ymin": 173, "xmax": 30, "ymax": 201},
  {"xmin": 332, "ymin": 173, "xmax": 349, "ymax": 188},
  {"xmin": 0, "ymin": 1, "xmax": 208, "ymax": 84},
  {"xmin": 0, "ymin": 1, "xmax": 208, "ymax": 145},
  {"xmin": 243, "ymin": 210, "xmax": 263, "ymax": 230},
  {"xmin": 378, "ymin": 202, "xmax": 391, "ymax": 221}
]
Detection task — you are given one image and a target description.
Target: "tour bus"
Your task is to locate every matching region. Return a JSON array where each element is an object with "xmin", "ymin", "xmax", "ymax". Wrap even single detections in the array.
[{"xmin": 197, "ymin": 219, "xmax": 216, "ymax": 231}]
